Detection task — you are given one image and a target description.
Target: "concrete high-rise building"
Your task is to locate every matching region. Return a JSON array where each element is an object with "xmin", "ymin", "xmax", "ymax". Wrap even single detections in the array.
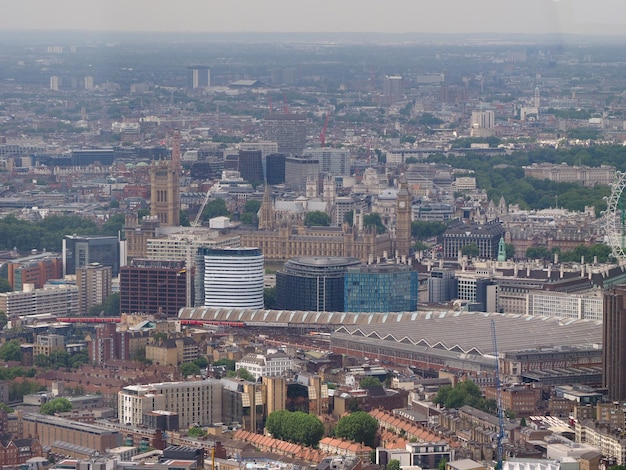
[
  {"xmin": 150, "ymin": 130, "xmax": 181, "ymax": 226},
  {"xmin": 63, "ymin": 235, "xmax": 120, "ymax": 276},
  {"xmin": 76, "ymin": 263, "xmax": 112, "ymax": 315},
  {"xmin": 187, "ymin": 65, "xmax": 211, "ymax": 89},
  {"xmin": 603, "ymin": 286, "xmax": 626, "ymax": 401},
  {"xmin": 0, "ymin": 284, "xmax": 79, "ymax": 321},
  {"xmin": 195, "ymin": 248, "xmax": 264, "ymax": 309},
  {"xmin": 284, "ymin": 156, "xmax": 319, "ymax": 192},
  {"xmin": 303, "ymin": 148, "xmax": 350, "ymax": 177},
  {"xmin": 384, "ymin": 76, "xmax": 403, "ymax": 105},
  {"xmin": 50, "ymin": 76, "xmax": 60, "ymax": 91},
  {"xmin": 84, "ymin": 75, "xmax": 94, "ymax": 90},
  {"xmin": 264, "ymin": 376, "xmax": 286, "ymax": 415},
  {"xmin": 263, "ymin": 114, "xmax": 307, "ymax": 156},
  {"xmin": 276, "ymin": 257, "xmax": 361, "ymax": 312},
  {"xmin": 120, "ymin": 259, "xmax": 188, "ymax": 317},
  {"xmin": 119, "ymin": 380, "xmax": 222, "ymax": 429},
  {"xmin": 470, "ymin": 110, "xmax": 495, "ymax": 130}
]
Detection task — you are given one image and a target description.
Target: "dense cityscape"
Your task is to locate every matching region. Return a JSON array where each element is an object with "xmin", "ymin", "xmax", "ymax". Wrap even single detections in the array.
[{"xmin": 2, "ymin": 28, "xmax": 626, "ymax": 470}]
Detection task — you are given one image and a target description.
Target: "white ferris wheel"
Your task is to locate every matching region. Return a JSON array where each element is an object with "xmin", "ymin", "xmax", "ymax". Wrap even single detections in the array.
[{"xmin": 605, "ymin": 171, "xmax": 626, "ymax": 261}]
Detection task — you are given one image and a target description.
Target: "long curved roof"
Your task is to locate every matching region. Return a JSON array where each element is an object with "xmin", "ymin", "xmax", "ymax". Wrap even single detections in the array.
[{"xmin": 178, "ymin": 307, "xmax": 602, "ymax": 356}]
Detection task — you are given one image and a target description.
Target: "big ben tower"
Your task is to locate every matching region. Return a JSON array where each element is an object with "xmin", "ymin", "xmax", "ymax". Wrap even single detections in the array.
[
  {"xmin": 395, "ymin": 175, "xmax": 412, "ymax": 258},
  {"xmin": 150, "ymin": 130, "xmax": 181, "ymax": 226}
]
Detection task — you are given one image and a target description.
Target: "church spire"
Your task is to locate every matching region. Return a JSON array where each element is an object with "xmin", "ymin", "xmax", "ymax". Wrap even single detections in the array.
[{"xmin": 258, "ymin": 185, "xmax": 275, "ymax": 231}]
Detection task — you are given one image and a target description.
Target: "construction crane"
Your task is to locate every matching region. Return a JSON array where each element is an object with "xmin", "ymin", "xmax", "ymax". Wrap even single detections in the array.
[
  {"xmin": 491, "ymin": 319, "xmax": 505, "ymax": 470},
  {"xmin": 193, "ymin": 189, "xmax": 212, "ymax": 227},
  {"xmin": 320, "ymin": 112, "xmax": 330, "ymax": 147}
]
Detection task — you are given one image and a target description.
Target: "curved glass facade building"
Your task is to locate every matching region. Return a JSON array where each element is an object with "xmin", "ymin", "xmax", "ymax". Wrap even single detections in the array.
[
  {"xmin": 195, "ymin": 247, "xmax": 264, "ymax": 309},
  {"xmin": 276, "ymin": 257, "xmax": 361, "ymax": 312}
]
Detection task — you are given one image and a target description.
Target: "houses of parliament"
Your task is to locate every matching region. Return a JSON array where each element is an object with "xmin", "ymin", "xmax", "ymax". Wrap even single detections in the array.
[{"xmin": 241, "ymin": 177, "xmax": 413, "ymax": 263}]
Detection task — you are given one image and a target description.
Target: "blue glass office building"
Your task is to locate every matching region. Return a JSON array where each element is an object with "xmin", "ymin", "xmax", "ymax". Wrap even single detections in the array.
[{"xmin": 344, "ymin": 264, "xmax": 418, "ymax": 313}]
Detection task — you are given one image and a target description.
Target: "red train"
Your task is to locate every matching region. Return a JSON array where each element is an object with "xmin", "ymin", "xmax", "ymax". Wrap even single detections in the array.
[{"xmin": 57, "ymin": 317, "xmax": 245, "ymax": 328}]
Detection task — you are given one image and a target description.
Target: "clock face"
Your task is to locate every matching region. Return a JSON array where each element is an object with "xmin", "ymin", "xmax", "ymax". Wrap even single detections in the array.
[{"xmin": 399, "ymin": 201, "xmax": 406, "ymax": 208}]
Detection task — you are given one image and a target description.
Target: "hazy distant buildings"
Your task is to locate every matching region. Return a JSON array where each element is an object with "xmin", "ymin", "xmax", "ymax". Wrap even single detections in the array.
[
  {"xmin": 187, "ymin": 65, "xmax": 211, "ymax": 89},
  {"xmin": 237, "ymin": 150, "xmax": 264, "ymax": 184},
  {"xmin": 285, "ymin": 156, "xmax": 319, "ymax": 191},
  {"xmin": 50, "ymin": 75, "xmax": 60, "ymax": 91},
  {"xmin": 523, "ymin": 163, "xmax": 615, "ymax": 187},
  {"xmin": 263, "ymin": 114, "xmax": 307, "ymax": 156},
  {"xmin": 471, "ymin": 110, "xmax": 495, "ymax": 130},
  {"xmin": 303, "ymin": 148, "xmax": 350, "ymax": 177},
  {"xmin": 384, "ymin": 76, "xmax": 403, "ymax": 105},
  {"xmin": 84, "ymin": 75, "xmax": 94, "ymax": 90}
]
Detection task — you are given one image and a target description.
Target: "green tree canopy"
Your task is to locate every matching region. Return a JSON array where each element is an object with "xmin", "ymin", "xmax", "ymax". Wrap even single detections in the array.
[
  {"xmin": 226, "ymin": 367, "xmax": 256, "ymax": 382},
  {"xmin": 40, "ymin": 397, "xmax": 72, "ymax": 415},
  {"xmin": 461, "ymin": 243, "xmax": 480, "ymax": 257},
  {"xmin": 202, "ymin": 198, "xmax": 230, "ymax": 221},
  {"xmin": 412, "ymin": 221, "xmax": 447, "ymax": 239},
  {"xmin": 193, "ymin": 356, "xmax": 209, "ymax": 369},
  {"xmin": 0, "ymin": 340, "xmax": 22, "ymax": 362},
  {"xmin": 387, "ymin": 460, "xmax": 401, "ymax": 470},
  {"xmin": 360, "ymin": 377, "xmax": 382, "ymax": 388},
  {"xmin": 305, "ymin": 211, "xmax": 331, "ymax": 227},
  {"xmin": 334, "ymin": 411, "xmax": 379, "ymax": 447},
  {"xmin": 212, "ymin": 358, "xmax": 236, "ymax": 371},
  {"xmin": 265, "ymin": 410, "xmax": 325, "ymax": 447},
  {"xmin": 180, "ymin": 362, "xmax": 201, "ymax": 378},
  {"xmin": 187, "ymin": 426, "xmax": 208, "ymax": 438},
  {"xmin": 363, "ymin": 213, "xmax": 386, "ymax": 234},
  {"xmin": 88, "ymin": 292, "xmax": 120, "ymax": 316},
  {"xmin": 433, "ymin": 380, "xmax": 496, "ymax": 413},
  {"xmin": 0, "ymin": 279, "xmax": 12, "ymax": 293}
]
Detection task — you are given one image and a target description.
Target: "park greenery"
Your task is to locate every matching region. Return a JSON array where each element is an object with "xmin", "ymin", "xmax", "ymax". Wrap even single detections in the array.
[
  {"xmin": 88, "ymin": 292, "xmax": 120, "ymax": 316},
  {"xmin": 334, "ymin": 411, "xmax": 379, "ymax": 448},
  {"xmin": 187, "ymin": 425, "xmax": 208, "ymax": 438},
  {"xmin": 0, "ymin": 340, "xmax": 22, "ymax": 362},
  {"xmin": 363, "ymin": 213, "xmax": 386, "ymax": 234},
  {"xmin": 526, "ymin": 244, "xmax": 613, "ymax": 263},
  {"xmin": 411, "ymin": 221, "xmax": 448, "ymax": 240},
  {"xmin": 359, "ymin": 377, "xmax": 383, "ymax": 388},
  {"xmin": 225, "ymin": 367, "xmax": 256, "ymax": 382},
  {"xmin": 433, "ymin": 380, "xmax": 496, "ymax": 414},
  {"xmin": 240, "ymin": 199, "xmax": 261, "ymax": 226},
  {"xmin": 305, "ymin": 211, "xmax": 331, "ymax": 227},
  {"xmin": 40, "ymin": 397, "xmax": 73, "ymax": 415},
  {"xmin": 266, "ymin": 410, "xmax": 325, "ymax": 447},
  {"xmin": 34, "ymin": 351, "xmax": 89, "ymax": 370},
  {"xmin": 428, "ymin": 146, "xmax": 625, "ymax": 214},
  {"xmin": 200, "ymin": 198, "xmax": 230, "ymax": 222},
  {"xmin": 180, "ymin": 362, "xmax": 201, "ymax": 378}
]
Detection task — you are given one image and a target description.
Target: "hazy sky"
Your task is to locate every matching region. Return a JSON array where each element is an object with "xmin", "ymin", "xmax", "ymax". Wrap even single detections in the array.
[{"xmin": 3, "ymin": 0, "xmax": 626, "ymax": 36}]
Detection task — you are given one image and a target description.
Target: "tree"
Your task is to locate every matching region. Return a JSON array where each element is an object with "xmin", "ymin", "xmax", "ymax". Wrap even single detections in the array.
[
  {"xmin": 180, "ymin": 362, "xmax": 201, "ymax": 378},
  {"xmin": 363, "ymin": 213, "xmax": 386, "ymax": 234},
  {"xmin": 188, "ymin": 426, "xmax": 207, "ymax": 438},
  {"xmin": 526, "ymin": 246, "xmax": 552, "ymax": 261},
  {"xmin": 0, "ymin": 279, "xmax": 12, "ymax": 293},
  {"xmin": 40, "ymin": 397, "xmax": 72, "ymax": 415},
  {"xmin": 226, "ymin": 367, "xmax": 256, "ymax": 382},
  {"xmin": 387, "ymin": 460, "xmax": 401, "ymax": 470},
  {"xmin": 505, "ymin": 243, "xmax": 516, "ymax": 260},
  {"xmin": 305, "ymin": 211, "xmax": 331, "ymax": 227},
  {"xmin": 0, "ymin": 310, "xmax": 7, "ymax": 329},
  {"xmin": 0, "ymin": 340, "xmax": 22, "ymax": 362},
  {"xmin": 412, "ymin": 221, "xmax": 447, "ymax": 239},
  {"xmin": 334, "ymin": 411, "xmax": 379, "ymax": 447},
  {"xmin": 461, "ymin": 243, "xmax": 479, "ymax": 258},
  {"xmin": 520, "ymin": 417, "xmax": 527, "ymax": 427},
  {"xmin": 212, "ymin": 358, "xmax": 236, "ymax": 371},
  {"xmin": 433, "ymin": 380, "xmax": 495, "ymax": 413},
  {"xmin": 344, "ymin": 210, "xmax": 354, "ymax": 226},
  {"xmin": 88, "ymin": 292, "xmax": 120, "ymax": 316},
  {"xmin": 264, "ymin": 286, "xmax": 276, "ymax": 309},
  {"xmin": 153, "ymin": 332, "xmax": 168, "ymax": 342},
  {"xmin": 360, "ymin": 377, "xmax": 382, "ymax": 388},
  {"xmin": 266, "ymin": 410, "xmax": 325, "ymax": 446},
  {"xmin": 193, "ymin": 356, "xmax": 209, "ymax": 369},
  {"xmin": 202, "ymin": 198, "xmax": 230, "ymax": 221}
]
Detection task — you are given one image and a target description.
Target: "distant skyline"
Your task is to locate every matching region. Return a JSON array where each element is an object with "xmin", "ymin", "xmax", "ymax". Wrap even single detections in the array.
[{"xmin": 3, "ymin": 0, "xmax": 626, "ymax": 37}]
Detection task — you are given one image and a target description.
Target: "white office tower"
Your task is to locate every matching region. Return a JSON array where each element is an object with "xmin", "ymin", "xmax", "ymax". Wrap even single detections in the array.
[{"xmin": 195, "ymin": 247, "xmax": 264, "ymax": 309}]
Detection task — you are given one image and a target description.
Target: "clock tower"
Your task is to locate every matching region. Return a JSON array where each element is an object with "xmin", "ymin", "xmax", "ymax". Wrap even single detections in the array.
[{"xmin": 395, "ymin": 175, "xmax": 412, "ymax": 259}]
